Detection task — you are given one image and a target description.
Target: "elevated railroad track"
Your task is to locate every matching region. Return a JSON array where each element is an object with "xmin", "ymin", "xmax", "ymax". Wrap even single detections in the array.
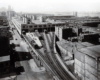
[{"xmin": 11, "ymin": 19, "xmax": 77, "ymax": 80}]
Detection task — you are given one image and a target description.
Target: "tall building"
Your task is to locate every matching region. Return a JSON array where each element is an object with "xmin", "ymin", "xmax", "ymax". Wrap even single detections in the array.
[
  {"xmin": 74, "ymin": 45, "xmax": 100, "ymax": 80},
  {"xmin": 8, "ymin": 5, "xmax": 12, "ymax": 11},
  {"xmin": 0, "ymin": 12, "xmax": 7, "ymax": 16},
  {"xmin": 0, "ymin": 15, "xmax": 17, "ymax": 79},
  {"xmin": 0, "ymin": 15, "xmax": 11, "ymax": 78},
  {"xmin": 73, "ymin": 12, "xmax": 77, "ymax": 17},
  {"xmin": 7, "ymin": 6, "xmax": 15, "ymax": 20},
  {"xmin": 55, "ymin": 26, "xmax": 78, "ymax": 41}
]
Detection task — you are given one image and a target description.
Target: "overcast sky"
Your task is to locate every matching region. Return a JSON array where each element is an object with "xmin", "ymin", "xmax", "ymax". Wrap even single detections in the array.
[{"xmin": 0, "ymin": 0, "xmax": 100, "ymax": 13}]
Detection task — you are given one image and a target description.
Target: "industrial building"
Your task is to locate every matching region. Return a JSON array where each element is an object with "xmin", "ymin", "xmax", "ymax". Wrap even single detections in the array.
[
  {"xmin": 56, "ymin": 35, "xmax": 100, "ymax": 80},
  {"xmin": 51, "ymin": 13, "xmax": 100, "ymax": 80},
  {"xmin": 0, "ymin": 16, "xmax": 9, "ymax": 26},
  {"xmin": 0, "ymin": 15, "xmax": 16, "ymax": 78},
  {"xmin": 12, "ymin": 15, "xmax": 66, "ymax": 35},
  {"xmin": 55, "ymin": 26, "xmax": 82, "ymax": 41},
  {"xmin": 1, "ymin": 10, "xmax": 100, "ymax": 80},
  {"xmin": 11, "ymin": 13, "xmax": 78, "ymax": 80},
  {"xmin": 0, "ymin": 15, "xmax": 28, "ymax": 79},
  {"xmin": 13, "ymin": 14, "xmax": 100, "ymax": 80},
  {"xmin": 74, "ymin": 45, "xmax": 100, "ymax": 80}
]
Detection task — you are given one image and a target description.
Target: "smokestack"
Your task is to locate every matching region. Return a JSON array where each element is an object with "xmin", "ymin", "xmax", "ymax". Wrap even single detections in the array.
[{"xmin": 72, "ymin": 43, "xmax": 78, "ymax": 54}]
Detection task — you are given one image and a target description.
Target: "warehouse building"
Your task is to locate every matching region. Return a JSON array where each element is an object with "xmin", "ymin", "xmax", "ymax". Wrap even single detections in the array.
[
  {"xmin": 56, "ymin": 38, "xmax": 100, "ymax": 80},
  {"xmin": 0, "ymin": 16, "xmax": 9, "ymax": 26},
  {"xmin": 0, "ymin": 15, "xmax": 24, "ymax": 79},
  {"xmin": 56, "ymin": 39, "xmax": 94, "ymax": 61},
  {"xmin": 12, "ymin": 15, "xmax": 66, "ymax": 35},
  {"xmin": 74, "ymin": 45, "xmax": 100, "ymax": 80},
  {"xmin": 0, "ymin": 16, "xmax": 16, "ymax": 78},
  {"xmin": 55, "ymin": 26, "xmax": 82, "ymax": 41}
]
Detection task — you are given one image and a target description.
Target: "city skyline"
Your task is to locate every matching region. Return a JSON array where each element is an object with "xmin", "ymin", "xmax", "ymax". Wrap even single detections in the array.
[{"xmin": 0, "ymin": 0, "xmax": 100, "ymax": 13}]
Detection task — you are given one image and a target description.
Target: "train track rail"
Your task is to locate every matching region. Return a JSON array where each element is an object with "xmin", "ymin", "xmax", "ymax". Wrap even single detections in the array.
[
  {"xmin": 42, "ymin": 31, "xmax": 77, "ymax": 80},
  {"xmin": 23, "ymin": 35, "xmax": 62, "ymax": 79},
  {"xmin": 41, "ymin": 31, "xmax": 75, "ymax": 80},
  {"xmin": 12, "ymin": 19, "xmax": 77, "ymax": 80},
  {"xmin": 35, "ymin": 32, "xmax": 63, "ymax": 79}
]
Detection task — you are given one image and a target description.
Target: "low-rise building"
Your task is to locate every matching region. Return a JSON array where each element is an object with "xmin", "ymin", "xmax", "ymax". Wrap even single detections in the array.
[
  {"xmin": 55, "ymin": 26, "xmax": 79, "ymax": 41},
  {"xmin": 56, "ymin": 39, "xmax": 94, "ymax": 61}
]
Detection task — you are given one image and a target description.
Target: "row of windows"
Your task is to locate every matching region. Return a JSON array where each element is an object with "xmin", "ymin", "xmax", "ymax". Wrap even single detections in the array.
[
  {"xmin": 0, "ymin": 20, "xmax": 7, "ymax": 22},
  {"xmin": 22, "ymin": 25, "xmax": 50, "ymax": 28},
  {"xmin": 22, "ymin": 24, "xmax": 65, "ymax": 29}
]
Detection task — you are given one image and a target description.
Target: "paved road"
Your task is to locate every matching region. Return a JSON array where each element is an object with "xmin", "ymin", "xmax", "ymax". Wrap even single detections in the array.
[{"xmin": 10, "ymin": 24, "xmax": 33, "ymax": 61}]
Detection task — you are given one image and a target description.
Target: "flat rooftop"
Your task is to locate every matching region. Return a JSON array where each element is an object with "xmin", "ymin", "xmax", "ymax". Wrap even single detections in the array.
[
  {"xmin": 0, "ymin": 26, "xmax": 9, "ymax": 28},
  {"xmin": 0, "ymin": 16, "xmax": 7, "ymax": 20},
  {"xmin": 13, "ymin": 17, "xmax": 65, "ymax": 26},
  {"xmin": 79, "ymin": 45, "xmax": 100, "ymax": 59},
  {"xmin": 57, "ymin": 39, "xmax": 94, "ymax": 52},
  {"xmin": 32, "ymin": 20, "xmax": 65, "ymax": 25}
]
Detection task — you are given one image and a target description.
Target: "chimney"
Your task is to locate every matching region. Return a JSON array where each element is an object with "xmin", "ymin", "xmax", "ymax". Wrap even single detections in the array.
[
  {"xmin": 72, "ymin": 43, "xmax": 78, "ymax": 54},
  {"xmin": 72, "ymin": 43, "xmax": 78, "ymax": 59}
]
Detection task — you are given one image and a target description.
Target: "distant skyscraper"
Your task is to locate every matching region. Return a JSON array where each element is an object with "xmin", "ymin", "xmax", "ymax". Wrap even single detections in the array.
[
  {"xmin": 73, "ymin": 12, "xmax": 77, "ymax": 17},
  {"xmin": 11, "ymin": 7, "xmax": 14, "ymax": 11},
  {"xmin": 8, "ymin": 5, "xmax": 12, "ymax": 11},
  {"xmin": 7, "ymin": 5, "xmax": 15, "ymax": 20}
]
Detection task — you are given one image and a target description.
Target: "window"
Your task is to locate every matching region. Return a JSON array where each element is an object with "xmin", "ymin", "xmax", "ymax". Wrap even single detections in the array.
[
  {"xmin": 0, "ymin": 63, "xmax": 3, "ymax": 67},
  {"xmin": 30, "ymin": 26, "xmax": 32, "ymax": 28},
  {"xmin": 44, "ymin": 25, "xmax": 46, "ymax": 27},
  {"xmin": 34, "ymin": 25, "xmax": 37, "ymax": 27},
  {"xmin": 5, "ymin": 62, "xmax": 9, "ymax": 67},
  {"xmin": 52, "ymin": 25, "xmax": 55, "ymax": 27},
  {"xmin": 23, "ymin": 26, "xmax": 25, "ymax": 28},
  {"xmin": 27, "ymin": 22, "xmax": 30, "ymax": 24},
  {"xmin": 39, "ymin": 25, "xmax": 42, "ymax": 27},
  {"xmin": 48, "ymin": 25, "xmax": 51, "ymax": 27}
]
